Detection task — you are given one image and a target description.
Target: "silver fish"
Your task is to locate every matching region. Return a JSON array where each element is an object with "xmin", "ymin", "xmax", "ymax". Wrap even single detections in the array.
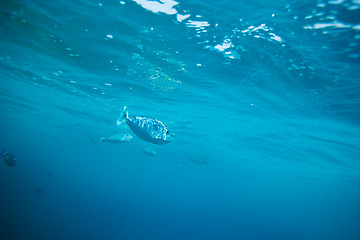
[
  {"xmin": 1, "ymin": 148, "xmax": 18, "ymax": 167},
  {"xmin": 100, "ymin": 133, "xmax": 133, "ymax": 144},
  {"xmin": 142, "ymin": 147, "xmax": 158, "ymax": 156},
  {"xmin": 116, "ymin": 106, "xmax": 174, "ymax": 145}
]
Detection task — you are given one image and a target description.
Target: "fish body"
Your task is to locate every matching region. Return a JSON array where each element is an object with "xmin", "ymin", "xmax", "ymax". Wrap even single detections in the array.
[
  {"xmin": 1, "ymin": 148, "xmax": 17, "ymax": 167},
  {"xmin": 117, "ymin": 106, "xmax": 173, "ymax": 145},
  {"xmin": 101, "ymin": 133, "xmax": 133, "ymax": 144},
  {"xmin": 142, "ymin": 147, "xmax": 158, "ymax": 156}
]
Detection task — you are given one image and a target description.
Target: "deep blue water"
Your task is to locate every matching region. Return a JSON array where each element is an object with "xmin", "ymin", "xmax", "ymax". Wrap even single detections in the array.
[{"xmin": 1, "ymin": 0, "xmax": 360, "ymax": 239}]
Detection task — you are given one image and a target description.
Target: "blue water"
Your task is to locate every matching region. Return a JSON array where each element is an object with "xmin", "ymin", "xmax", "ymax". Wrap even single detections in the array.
[{"xmin": 1, "ymin": 0, "xmax": 360, "ymax": 239}]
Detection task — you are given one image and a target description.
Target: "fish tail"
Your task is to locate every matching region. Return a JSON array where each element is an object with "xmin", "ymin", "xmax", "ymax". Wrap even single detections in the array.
[{"xmin": 116, "ymin": 105, "xmax": 128, "ymax": 126}]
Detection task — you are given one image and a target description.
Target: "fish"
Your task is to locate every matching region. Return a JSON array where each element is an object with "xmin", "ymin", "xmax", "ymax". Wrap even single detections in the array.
[
  {"xmin": 142, "ymin": 147, "xmax": 158, "ymax": 156},
  {"xmin": 34, "ymin": 187, "xmax": 44, "ymax": 194},
  {"xmin": 116, "ymin": 106, "xmax": 174, "ymax": 145},
  {"xmin": 100, "ymin": 133, "xmax": 133, "ymax": 144},
  {"xmin": 1, "ymin": 148, "xmax": 18, "ymax": 167}
]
